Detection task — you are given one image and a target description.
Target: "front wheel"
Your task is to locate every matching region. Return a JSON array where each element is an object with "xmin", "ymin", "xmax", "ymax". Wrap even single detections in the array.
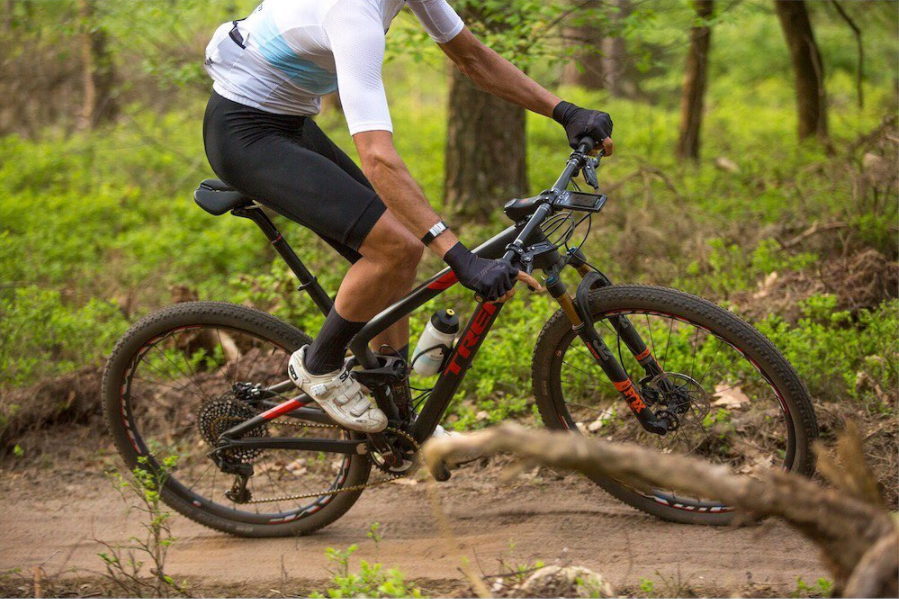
[{"xmin": 532, "ymin": 285, "xmax": 818, "ymax": 525}]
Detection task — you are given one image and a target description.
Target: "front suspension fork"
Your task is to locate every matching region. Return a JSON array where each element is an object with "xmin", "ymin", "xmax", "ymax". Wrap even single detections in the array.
[{"xmin": 548, "ymin": 264, "xmax": 670, "ymax": 435}]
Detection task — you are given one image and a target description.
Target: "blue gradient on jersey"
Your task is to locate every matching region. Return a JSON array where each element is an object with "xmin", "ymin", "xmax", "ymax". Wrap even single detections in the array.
[{"xmin": 256, "ymin": 13, "xmax": 337, "ymax": 95}]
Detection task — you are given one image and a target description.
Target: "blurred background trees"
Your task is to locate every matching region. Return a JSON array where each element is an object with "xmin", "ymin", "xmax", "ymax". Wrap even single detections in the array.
[{"xmin": 1, "ymin": 1, "xmax": 897, "ymax": 491}]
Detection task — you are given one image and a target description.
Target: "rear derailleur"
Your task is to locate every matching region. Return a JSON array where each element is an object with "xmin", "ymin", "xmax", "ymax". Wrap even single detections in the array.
[{"xmin": 209, "ymin": 453, "xmax": 254, "ymax": 504}]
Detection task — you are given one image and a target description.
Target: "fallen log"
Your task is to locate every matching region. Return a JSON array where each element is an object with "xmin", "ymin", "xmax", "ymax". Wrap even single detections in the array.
[{"xmin": 423, "ymin": 423, "xmax": 898, "ymax": 598}]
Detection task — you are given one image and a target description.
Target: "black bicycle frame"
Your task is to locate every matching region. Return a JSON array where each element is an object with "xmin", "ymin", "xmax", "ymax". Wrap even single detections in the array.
[{"xmin": 221, "ymin": 142, "xmax": 672, "ymax": 455}]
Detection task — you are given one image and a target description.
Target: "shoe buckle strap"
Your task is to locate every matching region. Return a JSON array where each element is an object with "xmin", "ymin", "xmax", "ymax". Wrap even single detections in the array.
[
  {"xmin": 349, "ymin": 401, "xmax": 372, "ymax": 418},
  {"xmin": 310, "ymin": 382, "xmax": 332, "ymax": 396}
]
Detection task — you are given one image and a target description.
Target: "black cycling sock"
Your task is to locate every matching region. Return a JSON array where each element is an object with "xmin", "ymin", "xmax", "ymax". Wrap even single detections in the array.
[{"xmin": 305, "ymin": 308, "xmax": 366, "ymax": 375}]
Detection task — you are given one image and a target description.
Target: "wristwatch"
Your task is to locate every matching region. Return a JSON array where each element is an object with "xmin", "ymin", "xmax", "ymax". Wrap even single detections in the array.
[{"xmin": 421, "ymin": 220, "xmax": 448, "ymax": 246}]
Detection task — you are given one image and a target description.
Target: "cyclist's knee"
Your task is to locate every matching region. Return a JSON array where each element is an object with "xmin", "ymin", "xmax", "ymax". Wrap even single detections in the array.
[
  {"xmin": 383, "ymin": 235, "xmax": 423, "ymax": 276},
  {"xmin": 361, "ymin": 217, "xmax": 423, "ymax": 274}
]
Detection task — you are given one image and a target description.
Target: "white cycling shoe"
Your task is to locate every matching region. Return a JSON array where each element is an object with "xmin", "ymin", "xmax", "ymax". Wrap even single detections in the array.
[{"xmin": 287, "ymin": 346, "xmax": 388, "ymax": 434}]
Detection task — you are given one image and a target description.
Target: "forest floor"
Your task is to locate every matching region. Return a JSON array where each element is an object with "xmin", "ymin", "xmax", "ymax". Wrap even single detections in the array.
[{"xmin": 1, "ymin": 434, "xmax": 828, "ymax": 598}]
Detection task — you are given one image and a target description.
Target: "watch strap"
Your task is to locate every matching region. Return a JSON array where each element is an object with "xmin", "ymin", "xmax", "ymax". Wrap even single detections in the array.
[{"xmin": 421, "ymin": 220, "xmax": 448, "ymax": 246}]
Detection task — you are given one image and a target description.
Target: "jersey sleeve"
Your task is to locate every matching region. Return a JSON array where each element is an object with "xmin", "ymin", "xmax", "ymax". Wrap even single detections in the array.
[
  {"xmin": 322, "ymin": 2, "xmax": 393, "ymax": 136},
  {"xmin": 408, "ymin": 0, "xmax": 464, "ymax": 44}
]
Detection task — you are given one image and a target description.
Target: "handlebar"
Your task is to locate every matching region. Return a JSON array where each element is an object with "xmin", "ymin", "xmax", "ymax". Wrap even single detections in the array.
[
  {"xmin": 472, "ymin": 137, "xmax": 600, "ymax": 302},
  {"xmin": 577, "ymin": 136, "xmax": 596, "ymax": 155}
]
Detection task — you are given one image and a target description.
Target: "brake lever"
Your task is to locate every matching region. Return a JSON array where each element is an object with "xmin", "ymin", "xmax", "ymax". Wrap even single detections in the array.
[
  {"xmin": 583, "ymin": 158, "xmax": 599, "ymax": 191},
  {"xmin": 473, "ymin": 255, "xmax": 535, "ymax": 303}
]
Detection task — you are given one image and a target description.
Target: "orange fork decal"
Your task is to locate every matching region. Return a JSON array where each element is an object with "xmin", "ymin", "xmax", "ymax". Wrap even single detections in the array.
[{"xmin": 613, "ymin": 379, "xmax": 647, "ymax": 414}]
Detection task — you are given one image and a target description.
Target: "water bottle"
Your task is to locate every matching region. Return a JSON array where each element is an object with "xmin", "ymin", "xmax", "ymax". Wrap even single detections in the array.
[{"xmin": 411, "ymin": 309, "xmax": 459, "ymax": 376}]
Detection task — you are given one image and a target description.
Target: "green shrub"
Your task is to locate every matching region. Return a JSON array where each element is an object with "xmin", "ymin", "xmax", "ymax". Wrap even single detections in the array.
[
  {"xmin": 758, "ymin": 296, "xmax": 898, "ymax": 405},
  {"xmin": 0, "ymin": 286, "xmax": 126, "ymax": 386},
  {"xmin": 312, "ymin": 544, "xmax": 424, "ymax": 599}
]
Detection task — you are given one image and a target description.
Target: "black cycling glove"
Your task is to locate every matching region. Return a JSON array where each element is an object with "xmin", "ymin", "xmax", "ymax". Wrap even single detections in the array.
[
  {"xmin": 553, "ymin": 100, "xmax": 613, "ymax": 150},
  {"xmin": 444, "ymin": 242, "xmax": 518, "ymax": 302}
]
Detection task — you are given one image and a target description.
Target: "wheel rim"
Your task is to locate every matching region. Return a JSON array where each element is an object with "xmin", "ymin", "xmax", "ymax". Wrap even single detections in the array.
[
  {"xmin": 552, "ymin": 309, "xmax": 795, "ymax": 512},
  {"xmin": 117, "ymin": 324, "xmax": 356, "ymax": 524}
]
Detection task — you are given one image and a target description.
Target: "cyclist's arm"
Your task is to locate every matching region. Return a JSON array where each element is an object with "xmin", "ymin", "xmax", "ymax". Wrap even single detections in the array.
[
  {"xmin": 353, "ymin": 131, "xmax": 458, "ymax": 257},
  {"xmin": 438, "ymin": 27, "xmax": 561, "ymax": 119}
]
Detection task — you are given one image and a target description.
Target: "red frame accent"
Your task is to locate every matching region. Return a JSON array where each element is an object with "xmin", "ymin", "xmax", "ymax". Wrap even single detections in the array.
[
  {"xmin": 426, "ymin": 271, "xmax": 458, "ymax": 290},
  {"xmin": 260, "ymin": 398, "xmax": 309, "ymax": 420}
]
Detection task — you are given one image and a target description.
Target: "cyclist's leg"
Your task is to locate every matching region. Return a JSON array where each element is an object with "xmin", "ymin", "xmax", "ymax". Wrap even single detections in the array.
[
  {"xmin": 204, "ymin": 93, "xmax": 419, "ymax": 369},
  {"xmin": 296, "ymin": 119, "xmax": 417, "ymax": 359}
]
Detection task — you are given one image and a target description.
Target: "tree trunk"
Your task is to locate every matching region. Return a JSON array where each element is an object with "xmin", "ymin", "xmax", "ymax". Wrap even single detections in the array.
[
  {"xmin": 774, "ymin": 0, "xmax": 828, "ymax": 140},
  {"xmin": 561, "ymin": 10, "xmax": 604, "ymax": 89},
  {"xmin": 77, "ymin": 0, "xmax": 117, "ymax": 130},
  {"xmin": 444, "ymin": 66, "xmax": 528, "ymax": 221},
  {"xmin": 601, "ymin": 0, "xmax": 633, "ymax": 98},
  {"xmin": 676, "ymin": 0, "xmax": 714, "ymax": 161}
]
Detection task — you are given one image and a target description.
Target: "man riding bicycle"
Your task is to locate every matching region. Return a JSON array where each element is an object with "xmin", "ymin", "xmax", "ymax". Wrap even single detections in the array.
[{"xmin": 203, "ymin": 0, "xmax": 614, "ymax": 434}]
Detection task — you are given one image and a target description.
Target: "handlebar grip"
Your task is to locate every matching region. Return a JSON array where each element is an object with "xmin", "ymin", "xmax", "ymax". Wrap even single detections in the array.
[{"xmin": 577, "ymin": 136, "xmax": 596, "ymax": 154}]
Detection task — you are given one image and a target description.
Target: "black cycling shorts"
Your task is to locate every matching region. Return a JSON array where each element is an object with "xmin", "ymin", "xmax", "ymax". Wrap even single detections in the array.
[{"xmin": 202, "ymin": 90, "xmax": 387, "ymax": 263}]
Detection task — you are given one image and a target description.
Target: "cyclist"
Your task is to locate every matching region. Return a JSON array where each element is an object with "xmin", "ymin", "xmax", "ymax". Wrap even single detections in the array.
[{"xmin": 203, "ymin": 0, "xmax": 614, "ymax": 433}]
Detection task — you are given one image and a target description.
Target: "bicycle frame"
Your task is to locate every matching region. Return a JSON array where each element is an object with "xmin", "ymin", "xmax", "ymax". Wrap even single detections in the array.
[{"xmin": 220, "ymin": 143, "xmax": 672, "ymax": 456}]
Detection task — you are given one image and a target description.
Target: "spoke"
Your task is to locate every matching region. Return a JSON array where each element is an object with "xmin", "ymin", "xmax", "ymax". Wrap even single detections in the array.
[
  {"xmin": 688, "ymin": 325, "xmax": 700, "ymax": 381},
  {"xmin": 562, "ymin": 359, "xmax": 600, "ymax": 380},
  {"xmin": 152, "ymin": 345, "xmax": 213, "ymax": 404},
  {"xmin": 663, "ymin": 317, "xmax": 674, "ymax": 371},
  {"xmin": 175, "ymin": 338, "xmax": 214, "ymax": 404},
  {"xmin": 216, "ymin": 328, "xmax": 234, "ymax": 386},
  {"xmin": 644, "ymin": 313, "xmax": 657, "ymax": 358},
  {"xmin": 698, "ymin": 353, "xmax": 740, "ymax": 390},
  {"xmin": 138, "ymin": 359, "xmax": 208, "ymax": 404},
  {"xmin": 186, "ymin": 461, "xmax": 215, "ymax": 493},
  {"xmin": 699, "ymin": 337, "xmax": 723, "ymax": 384},
  {"xmin": 598, "ymin": 318, "xmax": 617, "ymax": 335},
  {"xmin": 242, "ymin": 345, "xmax": 265, "ymax": 385}
]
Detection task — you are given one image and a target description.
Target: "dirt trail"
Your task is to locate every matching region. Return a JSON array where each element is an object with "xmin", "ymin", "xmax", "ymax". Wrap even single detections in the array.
[{"xmin": 1, "ymin": 464, "xmax": 825, "ymax": 595}]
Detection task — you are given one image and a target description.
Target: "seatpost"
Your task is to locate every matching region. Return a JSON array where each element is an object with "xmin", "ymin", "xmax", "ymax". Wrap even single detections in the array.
[{"xmin": 232, "ymin": 207, "xmax": 334, "ymax": 317}]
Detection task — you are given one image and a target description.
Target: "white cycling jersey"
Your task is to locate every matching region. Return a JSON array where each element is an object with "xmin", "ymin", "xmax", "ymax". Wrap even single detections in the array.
[{"xmin": 204, "ymin": 0, "xmax": 464, "ymax": 135}]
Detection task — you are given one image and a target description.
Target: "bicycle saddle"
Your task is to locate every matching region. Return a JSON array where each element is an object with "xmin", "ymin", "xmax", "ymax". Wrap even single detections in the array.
[{"xmin": 194, "ymin": 179, "xmax": 253, "ymax": 216}]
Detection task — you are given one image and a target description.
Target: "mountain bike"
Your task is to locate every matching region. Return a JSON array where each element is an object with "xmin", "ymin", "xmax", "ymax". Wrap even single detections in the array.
[{"xmin": 102, "ymin": 136, "xmax": 818, "ymax": 537}]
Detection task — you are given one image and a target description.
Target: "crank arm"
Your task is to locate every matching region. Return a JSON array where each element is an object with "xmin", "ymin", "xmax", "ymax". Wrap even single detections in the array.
[{"xmin": 367, "ymin": 432, "xmax": 403, "ymax": 467}]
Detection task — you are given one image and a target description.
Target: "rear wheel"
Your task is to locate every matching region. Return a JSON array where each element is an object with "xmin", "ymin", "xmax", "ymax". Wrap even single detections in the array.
[
  {"xmin": 532, "ymin": 285, "xmax": 817, "ymax": 525},
  {"xmin": 102, "ymin": 301, "xmax": 371, "ymax": 537}
]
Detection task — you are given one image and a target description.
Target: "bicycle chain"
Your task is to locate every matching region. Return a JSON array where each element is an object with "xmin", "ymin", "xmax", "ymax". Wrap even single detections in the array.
[{"xmin": 218, "ymin": 417, "xmax": 422, "ymax": 505}]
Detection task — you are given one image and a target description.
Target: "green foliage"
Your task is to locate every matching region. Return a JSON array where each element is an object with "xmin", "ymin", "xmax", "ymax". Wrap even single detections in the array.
[
  {"xmin": 1, "ymin": 1, "xmax": 895, "ymax": 430},
  {"xmin": 792, "ymin": 576, "xmax": 834, "ymax": 598},
  {"xmin": 681, "ymin": 238, "xmax": 818, "ymax": 299},
  {"xmin": 758, "ymin": 297, "xmax": 898, "ymax": 405},
  {"xmin": 312, "ymin": 526, "xmax": 425, "ymax": 599},
  {"xmin": 0, "ymin": 286, "xmax": 126, "ymax": 386},
  {"xmin": 639, "ymin": 577, "xmax": 656, "ymax": 597},
  {"xmin": 100, "ymin": 456, "xmax": 189, "ymax": 597}
]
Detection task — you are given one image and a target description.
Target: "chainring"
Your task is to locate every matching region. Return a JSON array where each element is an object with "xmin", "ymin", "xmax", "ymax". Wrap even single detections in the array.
[
  {"xmin": 197, "ymin": 392, "xmax": 269, "ymax": 463},
  {"xmin": 367, "ymin": 428, "xmax": 420, "ymax": 475}
]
